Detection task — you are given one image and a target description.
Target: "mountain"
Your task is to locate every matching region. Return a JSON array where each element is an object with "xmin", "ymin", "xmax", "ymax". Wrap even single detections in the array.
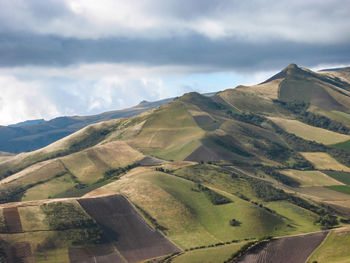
[
  {"xmin": 8, "ymin": 119, "xmax": 45, "ymax": 127},
  {"xmin": 1, "ymin": 64, "xmax": 350, "ymax": 262},
  {"xmin": 0, "ymin": 97, "xmax": 174, "ymax": 153},
  {"xmin": 320, "ymin": 66, "xmax": 350, "ymax": 83}
]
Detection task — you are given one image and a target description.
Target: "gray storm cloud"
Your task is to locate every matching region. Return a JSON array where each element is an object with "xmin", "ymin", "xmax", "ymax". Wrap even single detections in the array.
[
  {"xmin": 0, "ymin": 33, "xmax": 349, "ymax": 72},
  {"xmin": 0, "ymin": 0, "xmax": 349, "ymax": 71}
]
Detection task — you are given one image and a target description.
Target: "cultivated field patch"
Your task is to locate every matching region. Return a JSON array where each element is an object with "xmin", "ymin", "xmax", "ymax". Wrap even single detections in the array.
[
  {"xmin": 307, "ymin": 227, "xmax": 350, "ymax": 263},
  {"xmin": 78, "ymin": 194, "xmax": 180, "ymax": 263},
  {"xmin": 18, "ymin": 206, "xmax": 49, "ymax": 232},
  {"xmin": 3, "ymin": 207, "xmax": 22, "ymax": 233},
  {"xmin": 324, "ymin": 171, "xmax": 350, "ymax": 185},
  {"xmin": 326, "ymin": 185, "xmax": 350, "ymax": 195},
  {"xmin": 279, "ymin": 170, "xmax": 344, "ymax": 187},
  {"xmin": 98, "ymin": 168, "xmax": 292, "ymax": 249},
  {"xmin": 69, "ymin": 244, "xmax": 125, "ymax": 263},
  {"xmin": 21, "ymin": 173, "xmax": 75, "ymax": 201},
  {"xmin": 61, "ymin": 141, "xmax": 143, "ymax": 184},
  {"xmin": 301, "ymin": 152, "xmax": 350, "ymax": 172},
  {"xmin": 235, "ymin": 79, "xmax": 282, "ymax": 100},
  {"xmin": 236, "ymin": 231, "xmax": 327, "ymax": 263},
  {"xmin": 269, "ymin": 117, "xmax": 350, "ymax": 145}
]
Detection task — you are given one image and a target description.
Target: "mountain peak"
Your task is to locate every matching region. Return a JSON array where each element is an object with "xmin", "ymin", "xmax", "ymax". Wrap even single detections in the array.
[
  {"xmin": 138, "ymin": 100, "xmax": 150, "ymax": 106},
  {"xmin": 261, "ymin": 63, "xmax": 303, "ymax": 84},
  {"xmin": 286, "ymin": 63, "xmax": 298, "ymax": 69}
]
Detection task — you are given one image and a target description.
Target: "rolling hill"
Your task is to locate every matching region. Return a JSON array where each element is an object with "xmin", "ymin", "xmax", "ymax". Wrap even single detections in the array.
[{"xmin": 1, "ymin": 64, "xmax": 350, "ymax": 262}]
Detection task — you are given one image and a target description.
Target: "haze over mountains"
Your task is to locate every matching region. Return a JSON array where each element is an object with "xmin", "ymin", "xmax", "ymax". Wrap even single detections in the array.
[{"xmin": 1, "ymin": 64, "xmax": 350, "ymax": 262}]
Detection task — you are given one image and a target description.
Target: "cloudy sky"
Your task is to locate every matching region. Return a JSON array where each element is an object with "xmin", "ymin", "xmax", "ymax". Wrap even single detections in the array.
[{"xmin": 0, "ymin": 0, "xmax": 350, "ymax": 125}]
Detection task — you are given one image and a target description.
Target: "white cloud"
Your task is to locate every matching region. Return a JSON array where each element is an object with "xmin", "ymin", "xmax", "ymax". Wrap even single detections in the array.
[
  {"xmin": 0, "ymin": 63, "xmax": 181, "ymax": 125},
  {"xmin": 1, "ymin": 0, "xmax": 349, "ymax": 43},
  {"xmin": 0, "ymin": 75, "xmax": 60, "ymax": 125}
]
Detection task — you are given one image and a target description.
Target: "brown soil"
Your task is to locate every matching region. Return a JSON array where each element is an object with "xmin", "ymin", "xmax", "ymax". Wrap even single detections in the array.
[
  {"xmin": 78, "ymin": 194, "xmax": 180, "ymax": 263},
  {"xmin": 236, "ymin": 232, "xmax": 328, "ymax": 263},
  {"xmin": 3, "ymin": 207, "xmax": 23, "ymax": 233},
  {"xmin": 185, "ymin": 145, "xmax": 227, "ymax": 162},
  {"xmin": 5, "ymin": 241, "xmax": 33, "ymax": 263},
  {"xmin": 137, "ymin": 156, "xmax": 164, "ymax": 166},
  {"xmin": 69, "ymin": 244, "xmax": 125, "ymax": 263}
]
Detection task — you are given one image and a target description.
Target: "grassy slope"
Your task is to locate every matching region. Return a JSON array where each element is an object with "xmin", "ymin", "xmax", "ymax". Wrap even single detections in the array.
[
  {"xmin": 128, "ymin": 101, "xmax": 205, "ymax": 161},
  {"xmin": 333, "ymin": 140, "xmax": 350, "ymax": 150},
  {"xmin": 264, "ymin": 201, "xmax": 319, "ymax": 234},
  {"xmin": 61, "ymin": 140, "xmax": 143, "ymax": 184},
  {"xmin": 326, "ymin": 186, "xmax": 350, "ymax": 195},
  {"xmin": 91, "ymin": 167, "xmax": 287, "ymax": 249},
  {"xmin": 21, "ymin": 174, "xmax": 75, "ymax": 201},
  {"xmin": 172, "ymin": 241, "xmax": 248, "ymax": 263},
  {"xmin": 278, "ymin": 64, "xmax": 350, "ymax": 112},
  {"xmin": 18, "ymin": 206, "xmax": 50, "ymax": 231},
  {"xmin": 309, "ymin": 107, "xmax": 350, "ymax": 128},
  {"xmin": 307, "ymin": 228, "xmax": 350, "ymax": 263},
  {"xmin": 0, "ymin": 140, "xmax": 144, "ymax": 202},
  {"xmin": 269, "ymin": 117, "xmax": 350, "ymax": 145},
  {"xmin": 173, "ymin": 165, "xmax": 320, "ymax": 235},
  {"xmin": 216, "ymin": 89, "xmax": 287, "ymax": 116},
  {"xmin": 279, "ymin": 170, "xmax": 344, "ymax": 187},
  {"xmin": 324, "ymin": 171, "xmax": 350, "ymax": 185},
  {"xmin": 0, "ymin": 119, "xmax": 121, "ymax": 180},
  {"xmin": 91, "ymin": 164, "xmax": 321, "ymax": 249}
]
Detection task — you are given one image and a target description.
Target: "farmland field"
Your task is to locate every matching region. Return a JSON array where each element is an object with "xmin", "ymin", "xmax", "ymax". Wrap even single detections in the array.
[
  {"xmin": 86, "ymin": 166, "xmax": 321, "ymax": 249},
  {"xmin": 21, "ymin": 173, "xmax": 75, "ymax": 201},
  {"xmin": 69, "ymin": 244, "xmax": 125, "ymax": 263},
  {"xmin": 307, "ymin": 228, "xmax": 350, "ymax": 263},
  {"xmin": 326, "ymin": 185, "xmax": 350, "ymax": 195},
  {"xmin": 324, "ymin": 171, "xmax": 350, "ymax": 185},
  {"xmin": 269, "ymin": 117, "xmax": 350, "ymax": 145},
  {"xmin": 279, "ymin": 169, "xmax": 343, "ymax": 187},
  {"xmin": 236, "ymin": 232, "xmax": 328, "ymax": 263},
  {"xmin": 301, "ymin": 152, "xmax": 350, "ymax": 172},
  {"xmin": 333, "ymin": 139, "xmax": 350, "ymax": 150},
  {"xmin": 78, "ymin": 194, "xmax": 180, "ymax": 262}
]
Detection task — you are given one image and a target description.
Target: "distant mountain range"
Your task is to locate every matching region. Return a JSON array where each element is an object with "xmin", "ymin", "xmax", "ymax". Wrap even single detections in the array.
[{"xmin": 0, "ymin": 97, "xmax": 174, "ymax": 153}]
